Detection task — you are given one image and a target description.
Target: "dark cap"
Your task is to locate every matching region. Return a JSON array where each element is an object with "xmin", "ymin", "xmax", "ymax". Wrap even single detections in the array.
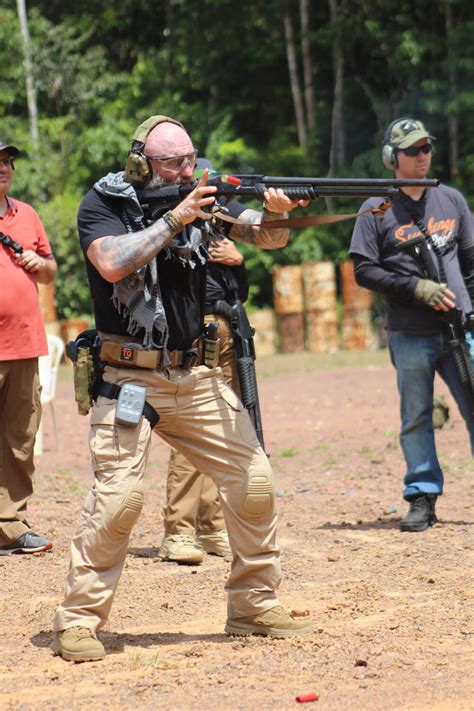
[{"xmin": 0, "ymin": 141, "xmax": 20, "ymax": 157}]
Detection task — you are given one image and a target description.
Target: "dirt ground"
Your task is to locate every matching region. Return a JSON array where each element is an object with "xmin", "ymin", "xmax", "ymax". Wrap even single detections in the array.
[{"xmin": 0, "ymin": 349, "xmax": 472, "ymax": 711}]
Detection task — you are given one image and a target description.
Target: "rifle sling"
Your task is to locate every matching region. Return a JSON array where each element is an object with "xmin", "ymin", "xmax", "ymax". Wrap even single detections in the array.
[{"xmin": 211, "ymin": 200, "xmax": 393, "ymax": 229}]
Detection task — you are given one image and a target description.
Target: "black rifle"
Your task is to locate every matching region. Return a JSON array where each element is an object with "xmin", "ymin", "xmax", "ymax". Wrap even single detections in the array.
[
  {"xmin": 397, "ymin": 233, "xmax": 474, "ymax": 419},
  {"xmin": 136, "ymin": 174, "xmax": 439, "ymax": 221},
  {"xmin": 0, "ymin": 231, "xmax": 23, "ymax": 254},
  {"xmin": 213, "ymin": 282, "xmax": 265, "ymax": 451}
]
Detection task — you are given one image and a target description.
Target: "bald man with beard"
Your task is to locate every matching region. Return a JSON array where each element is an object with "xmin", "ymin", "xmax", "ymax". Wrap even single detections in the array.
[{"xmin": 52, "ymin": 115, "xmax": 314, "ymax": 662}]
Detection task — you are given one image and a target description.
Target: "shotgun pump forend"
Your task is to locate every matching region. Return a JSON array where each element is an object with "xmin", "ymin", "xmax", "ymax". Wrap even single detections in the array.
[{"xmin": 136, "ymin": 174, "xmax": 439, "ymax": 221}]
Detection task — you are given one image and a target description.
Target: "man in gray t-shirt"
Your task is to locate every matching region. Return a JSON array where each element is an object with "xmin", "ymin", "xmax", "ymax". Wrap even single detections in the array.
[{"xmin": 350, "ymin": 117, "xmax": 474, "ymax": 533}]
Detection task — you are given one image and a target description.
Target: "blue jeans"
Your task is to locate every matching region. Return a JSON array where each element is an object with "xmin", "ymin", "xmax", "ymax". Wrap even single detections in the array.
[{"xmin": 387, "ymin": 330, "xmax": 474, "ymax": 500}]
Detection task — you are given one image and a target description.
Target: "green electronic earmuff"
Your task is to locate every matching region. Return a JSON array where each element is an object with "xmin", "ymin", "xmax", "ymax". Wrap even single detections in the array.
[
  {"xmin": 381, "ymin": 117, "xmax": 412, "ymax": 170},
  {"xmin": 124, "ymin": 115, "xmax": 184, "ymax": 186}
]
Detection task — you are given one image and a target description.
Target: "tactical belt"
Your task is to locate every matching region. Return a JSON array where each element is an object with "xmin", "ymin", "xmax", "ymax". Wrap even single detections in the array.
[
  {"xmin": 99, "ymin": 340, "xmax": 202, "ymax": 370},
  {"xmin": 95, "ymin": 381, "xmax": 160, "ymax": 428}
]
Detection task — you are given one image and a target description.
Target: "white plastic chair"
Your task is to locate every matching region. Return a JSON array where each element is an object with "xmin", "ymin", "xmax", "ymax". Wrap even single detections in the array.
[{"xmin": 34, "ymin": 334, "xmax": 65, "ymax": 456}]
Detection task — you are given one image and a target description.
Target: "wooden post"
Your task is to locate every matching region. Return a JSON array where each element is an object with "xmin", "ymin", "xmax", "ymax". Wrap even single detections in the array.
[
  {"xmin": 272, "ymin": 265, "xmax": 305, "ymax": 352},
  {"xmin": 340, "ymin": 259, "xmax": 373, "ymax": 350},
  {"xmin": 38, "ymin": 282, "xmax": 57, "ymax": 323},
  {"xmin": 302, "ymin": 261, "xmax": 338, "ymax": 353},
  {"xmin": 250, "ymin": 308, "xmax": 276, "ymax": 357},
  {"xmin": 38, "ymin": 282, "xmax": 61, "ymax": 338}
]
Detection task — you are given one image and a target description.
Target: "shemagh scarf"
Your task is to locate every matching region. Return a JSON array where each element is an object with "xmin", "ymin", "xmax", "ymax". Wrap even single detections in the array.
[{"xmin": 93, "ymin": 171, "xmax": 208, "ymax": 351}]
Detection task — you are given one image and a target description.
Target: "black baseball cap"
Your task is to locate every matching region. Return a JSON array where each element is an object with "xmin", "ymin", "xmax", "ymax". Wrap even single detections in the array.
[{"xmin": 0, "ymin": 141, "xmax": 20, "ymax": 157}]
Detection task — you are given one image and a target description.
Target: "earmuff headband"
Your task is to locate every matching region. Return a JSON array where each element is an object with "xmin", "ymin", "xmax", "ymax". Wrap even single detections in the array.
[{"xmin": 124, "ymin": 114, "xmax": 185, "ymax": 186}]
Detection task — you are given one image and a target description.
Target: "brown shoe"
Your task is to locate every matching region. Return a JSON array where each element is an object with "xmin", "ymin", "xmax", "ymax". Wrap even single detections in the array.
[
  {"xmin": 52, "ymin": 626, "xmax": 105, "ymax": 662},
  {"xmin": 225, "ymin": 605, "xmax": 314, "ymax": 638}
]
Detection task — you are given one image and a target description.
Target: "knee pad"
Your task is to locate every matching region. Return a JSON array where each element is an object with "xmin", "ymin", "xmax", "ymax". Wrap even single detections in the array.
[
  {"xmin": 109, "ymin": 486, "xmax": 144, "ymax": 535},
  {"xmin": 239, "ymin": 462, "xmax": 275, "ymax": 519}
]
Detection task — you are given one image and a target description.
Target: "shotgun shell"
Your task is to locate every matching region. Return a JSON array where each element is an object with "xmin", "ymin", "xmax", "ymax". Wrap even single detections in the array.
[{"xmin": 295, "ymin": 691, "xmax": 319, "ymax": 703}]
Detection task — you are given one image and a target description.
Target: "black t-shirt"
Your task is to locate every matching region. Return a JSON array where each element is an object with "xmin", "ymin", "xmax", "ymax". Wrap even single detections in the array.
[
  {"xmin": 206, "ymin": 262, "xmax": 249, "ymax": 310},
  {"xmin": 78, "ymin": 188, "xmax": 246, "ymax": 350}
]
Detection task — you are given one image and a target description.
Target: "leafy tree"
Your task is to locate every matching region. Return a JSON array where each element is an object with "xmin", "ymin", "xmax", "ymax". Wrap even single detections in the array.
[
  {"xmin": 1, "ymin": 0, "xmax": 472, "ymax": 318},
  {"xmin": 37, "ymin": 193, "xmax": 92, "ymax": 320}
]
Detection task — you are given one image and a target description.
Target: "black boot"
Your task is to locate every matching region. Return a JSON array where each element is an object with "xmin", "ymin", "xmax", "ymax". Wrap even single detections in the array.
[{"xmin": 400, "ymin": 494, "xmax": 438, "ymax": 532}]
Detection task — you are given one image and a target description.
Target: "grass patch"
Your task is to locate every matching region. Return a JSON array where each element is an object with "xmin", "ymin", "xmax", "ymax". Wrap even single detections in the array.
[
  {"xmin": 311, "ymin": 443, "xmax": 331, "ymax": 452},
  {"xmin": 55, "ymin": 468, "xmax": 88, "ymax": 496},
  {"xmin": 279, "ymin": 448, "xmax": 298, "ymax": 457},
  {"xmin": 128, "ymin": 650, "xmax": 178, "ymax": 671}
]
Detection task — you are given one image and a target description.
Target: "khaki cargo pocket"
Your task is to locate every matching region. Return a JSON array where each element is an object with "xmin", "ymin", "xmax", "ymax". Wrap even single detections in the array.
[
  {"xmin": 218, "ymin": 382, "xmax": 260, "ymax": 448},
  {"xmin": 89, "ymin": 397, "xmax": 150, "ymax": 471},
  {"xmin": 89, "ymin": 401, "xmax": 119, "ymax": 471}
]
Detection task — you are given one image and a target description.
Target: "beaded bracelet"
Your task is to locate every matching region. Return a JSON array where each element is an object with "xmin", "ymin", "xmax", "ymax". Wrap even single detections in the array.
[{"xmin": 162, "ymin": 210, "xmax": 184, "ymax": 233}]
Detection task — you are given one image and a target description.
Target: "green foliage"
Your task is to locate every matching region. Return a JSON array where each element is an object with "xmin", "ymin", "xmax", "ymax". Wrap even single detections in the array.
[
  {"xmin": 0, "ymin": 8, "xmax": 24, "ymax": 115},
  {"xmin": 1, "ymin": 0, "xmax": 473, "ymax": 317},
  {"xmin": 37, "ymin": 193, "xmax": 92, "ymax": 320}
]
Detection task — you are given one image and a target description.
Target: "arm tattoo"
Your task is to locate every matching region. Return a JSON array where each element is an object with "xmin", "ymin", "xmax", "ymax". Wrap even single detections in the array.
[
  {"xmin": 97, "ymin": 219, "xmax": 176, "ymax": 280},
  {"xmin": 229, "ymin": 208, "xmax": 289, "ymax": 249}
]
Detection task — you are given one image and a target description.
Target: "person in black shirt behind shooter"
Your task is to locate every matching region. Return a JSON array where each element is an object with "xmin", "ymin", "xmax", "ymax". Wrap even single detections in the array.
[{"xmin": 52, "ymin": 115, "xmax": 314, "ymax": 662}]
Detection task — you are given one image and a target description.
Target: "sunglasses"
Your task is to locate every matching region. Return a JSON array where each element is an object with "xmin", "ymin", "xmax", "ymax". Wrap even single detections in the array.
[
  {"xmin": 145, "ymin": 151, "xmax": 197, "ymax": 172},
  {"xmin": 399, "ymin": 143, "xmax": 432, "ymax": 157}
]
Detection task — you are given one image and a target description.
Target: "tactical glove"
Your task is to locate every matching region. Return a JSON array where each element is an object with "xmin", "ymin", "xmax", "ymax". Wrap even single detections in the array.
[{"xmin": 414, "ymin": 279, "xmax": 448, "ymax": 308}]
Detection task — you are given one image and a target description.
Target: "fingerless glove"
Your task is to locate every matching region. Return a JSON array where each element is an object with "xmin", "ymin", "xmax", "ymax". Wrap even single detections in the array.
[{"xmin": 414, "ymin": 279, "xmax": 448, "ymax": 308}]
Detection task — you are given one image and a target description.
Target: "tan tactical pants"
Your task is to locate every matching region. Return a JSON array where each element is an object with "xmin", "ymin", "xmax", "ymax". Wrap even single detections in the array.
[
  {"xmin": 164, "ymin": 315, "xmax": 239, "ymax": 535},
  {"xmin": 54, "ymin": 362, "xmax": 280, "ymax": 632},
  {"xmin": 0, "ymin": 359, "xmax": 41, "ymax": 545}
]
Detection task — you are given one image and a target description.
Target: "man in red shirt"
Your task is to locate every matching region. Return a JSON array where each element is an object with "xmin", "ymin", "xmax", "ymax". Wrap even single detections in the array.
[{"xmin": 0, "ymin": 140, "xmax": 57, "ymax": 555}]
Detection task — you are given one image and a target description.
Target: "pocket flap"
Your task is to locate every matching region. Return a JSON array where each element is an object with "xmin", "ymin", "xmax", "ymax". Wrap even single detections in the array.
[{"xmin": 90, "ymin": 399, "xmax": 117, "ymax": 425}]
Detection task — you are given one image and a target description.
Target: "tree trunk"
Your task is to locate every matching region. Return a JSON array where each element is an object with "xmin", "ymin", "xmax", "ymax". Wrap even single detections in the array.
[
  {"xmin": 283, "ymin": 1, "xmax": 307, "ymax": 149},
  {"xmin": 299, "ymin": 0, "xmax": 315, "ymax": 134},
  {"xmin": 328, "ymin": 0, "xmax": 345, "ymax": 174},
  {"xmin": 16, "ymin": 0, "xmax": 39, "ymax": 154},
  {"xmin": 445, "ymin": 4, "xmax": 458, "ymax": 179}
]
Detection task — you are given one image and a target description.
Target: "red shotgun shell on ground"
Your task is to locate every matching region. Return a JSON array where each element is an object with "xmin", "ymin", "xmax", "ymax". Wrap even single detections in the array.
[{"xmin": 295, "ymin": 691, "xmax": 319, "ymax": 703}]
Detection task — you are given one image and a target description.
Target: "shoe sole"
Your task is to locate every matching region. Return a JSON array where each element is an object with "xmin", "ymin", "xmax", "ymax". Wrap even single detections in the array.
[
  {"xmin": 0, "ymin": 542, "xmax": 53, "ymax": 556},
  {"xmin": 224, "ymin": 621, "xmax": 315, "ymax": 638},
  {"xmin": 200, "ymin": 546, "xmax": 231, "ymax": 557},
  {"xmin": 158, "ymin": 554, "xmax": 203, "ymax": 565},
  {"xmin": 51, "ymin": 640, "xmax": 105, "ymax": 662},
  {"xmin": 400, "ymin": 516, "xmax": 437, "ymax": 533}
]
